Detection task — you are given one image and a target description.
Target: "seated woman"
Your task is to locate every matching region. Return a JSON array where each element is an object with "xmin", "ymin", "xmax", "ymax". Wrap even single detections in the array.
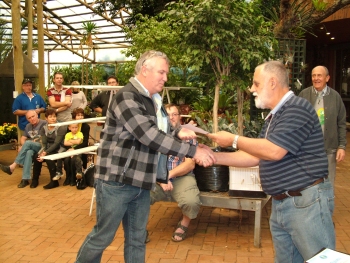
[
  {"xmin": 62, "ymin": 108, "xmax": 90, "ymax": 186},
  {"xmin": 32, "ymin": 109, "xmax": 67, "ymax": 189}
]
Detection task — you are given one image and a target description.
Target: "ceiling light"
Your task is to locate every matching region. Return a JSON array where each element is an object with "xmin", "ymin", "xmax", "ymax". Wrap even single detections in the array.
[
  {"xmin": 326, "ymin": 32, "xmax": 330, "ymax": 35},
  {"xmin": 331, "ymin": 37, "xmax": 335, "ymax": 40}
]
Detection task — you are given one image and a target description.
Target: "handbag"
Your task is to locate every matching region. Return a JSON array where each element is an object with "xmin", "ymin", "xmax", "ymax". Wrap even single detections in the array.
[
  {"xmin": 84, "ymin": 163, "xmax": 95, "ymax": 187},
  {"xmin": 76, "ymin": 177, "xmax": 86, "ymax": 190}
]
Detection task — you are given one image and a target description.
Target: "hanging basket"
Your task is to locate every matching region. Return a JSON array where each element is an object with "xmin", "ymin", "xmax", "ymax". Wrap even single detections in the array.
[{"xmin": 194, "ymin": 164, "xmax": 229, "ymax": 192}]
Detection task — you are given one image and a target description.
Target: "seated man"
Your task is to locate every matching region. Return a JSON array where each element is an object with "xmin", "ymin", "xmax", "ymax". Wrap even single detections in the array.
[
  {"xmin": 149, "ymin": 103, "xmax": 200, "ymax": 242},
  {"xmin": 0, "ymin": 110, "xmax": 46, "ymax": 188}
]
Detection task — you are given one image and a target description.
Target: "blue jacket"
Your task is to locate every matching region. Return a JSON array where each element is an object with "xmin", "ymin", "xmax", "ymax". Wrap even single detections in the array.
[{"xmin": 12, "ymin": 92, "xmax": 46, "ymax": 130}]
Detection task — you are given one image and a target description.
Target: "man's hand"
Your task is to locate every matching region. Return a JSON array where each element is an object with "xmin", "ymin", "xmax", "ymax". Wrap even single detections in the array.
[
  {"xmin": 193, "ymin": 144, "xmax": 215, "ymax": 167},
  {"xmin": 160, "ymin": 181, "xmax": 173, "ymax": 192},
  {"xmin": 178, "ymin": 127, "xmax": 196, "ymax": 140},
  {"xmin": 207, "ymin": 131, "xmax": 235, "ymax": 148},
  {"xmin": 336, "ymin": 148, "xmax": 346, "ymax": 162}
]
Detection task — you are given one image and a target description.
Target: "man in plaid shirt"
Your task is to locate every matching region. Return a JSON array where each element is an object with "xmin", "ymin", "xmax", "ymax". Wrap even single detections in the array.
[{"xmin": 75, "ymin": 51, "xmax": 215, "ymax": 263}]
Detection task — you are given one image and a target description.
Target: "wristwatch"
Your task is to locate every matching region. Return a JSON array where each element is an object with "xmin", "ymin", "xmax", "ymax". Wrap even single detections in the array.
[{"xmin": 232, "ymin": 135, "xmax": 239, "ymax": 150}]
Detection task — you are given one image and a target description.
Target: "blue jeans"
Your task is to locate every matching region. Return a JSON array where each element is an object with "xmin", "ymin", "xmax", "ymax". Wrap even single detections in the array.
[
  {"xmin": 75, "ymin": 179, "xmax": 150, "ymax": 263},
  {"xmin": 270, "ymin": 178, "xmax": 335, "ymax": 263},
  {"xmin": 327, "ymin": 153, "xmax": 336, "ymax": 187},
  {"xmin": 15, "ymin": 141, "xmax": 41, "ymax": 180}
]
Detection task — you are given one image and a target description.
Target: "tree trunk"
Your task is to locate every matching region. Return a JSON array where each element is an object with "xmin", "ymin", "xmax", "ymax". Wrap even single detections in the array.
[
  {"xmin": 12, "ymin": 0, "xmax": 23, "ymax": 142},
  {"xmin": 213, "ymin": 79, "xmax": 222, "ymax": 134},
  {"xmin": 237, "ymin": 87, "xmax": 244, "ymax": 136},
  {"xmin": 37, "ymin": 0, "xmax": 46, "ymax": 100}
]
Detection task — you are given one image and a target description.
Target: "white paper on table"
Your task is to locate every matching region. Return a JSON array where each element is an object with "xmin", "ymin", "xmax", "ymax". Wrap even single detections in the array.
[
  {"xmin": 306, "ymin": 248, "xmax": 350, "ymax": 263},
  {"xmin": 181, "ymin": 124, "xmax": 209, "ymax": 135}
]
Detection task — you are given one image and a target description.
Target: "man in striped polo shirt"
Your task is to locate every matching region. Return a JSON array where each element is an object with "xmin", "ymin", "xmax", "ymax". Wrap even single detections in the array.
[{"xmin": 208, "ymin": 61, "xmax": 335, "ymax": 263}]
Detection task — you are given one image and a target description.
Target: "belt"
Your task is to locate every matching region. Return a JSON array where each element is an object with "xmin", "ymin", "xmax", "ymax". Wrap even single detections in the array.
[{"xmin": 272, "ymin": 177, "xmax": 327, "ymax": 201}]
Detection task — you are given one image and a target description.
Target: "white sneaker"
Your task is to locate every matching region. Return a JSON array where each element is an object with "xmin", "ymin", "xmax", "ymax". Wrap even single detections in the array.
[{"xmin": 53, "ymin": 172, "xmax": 63, "ymax": 181}]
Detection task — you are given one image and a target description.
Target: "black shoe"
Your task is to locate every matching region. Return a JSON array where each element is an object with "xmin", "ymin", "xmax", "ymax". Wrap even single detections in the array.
[
  {"xmin": 0, "ymin": 164, "xmax": 12, "ymax": 175},
  {"xmin": 70, "ymin": 180, "xmax": 76, "ymax": 186},
  {"xmin": 63, "ymin": 179, "xmax": 70, "ymax": 186},
  {"xmin": 18, "ymin": 179, "xmax": 29, "ymax": 188},
  {"xmin": 145, "ymin": 230, "xmax": 150, "ymax": 243},
  {"xmin": 43, "ymin": 180, "xmax": 59, "ymax": 189},
  {"xmin": 30, "ymin": 180, "xmax": 38, "ymax": 188}
]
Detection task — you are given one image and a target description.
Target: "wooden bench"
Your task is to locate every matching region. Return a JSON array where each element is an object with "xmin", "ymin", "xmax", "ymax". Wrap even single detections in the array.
[{"xmin": 199, "ymin": 191, "xmax": 271, "ymax": 248}]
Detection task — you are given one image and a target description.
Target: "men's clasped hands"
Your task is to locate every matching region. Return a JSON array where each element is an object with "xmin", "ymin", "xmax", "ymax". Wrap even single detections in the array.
[{"xmin": 179, "ymin": 127, "xmax": 230, "ymax": 167}]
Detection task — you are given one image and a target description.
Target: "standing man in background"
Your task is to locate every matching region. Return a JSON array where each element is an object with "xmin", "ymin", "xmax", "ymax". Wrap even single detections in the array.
[
  {"xmin": 90, "ymin": 75, "xmax": 119, "ymax": 116},
  {"xmin": 299, "ymin": 65, "xmax": 347, "ymax": 186},
  {"xmin": 12, "ymin": 78, "xmax": 46, "ymax": 135},
  {"xmin": 47, "ymin": 72, "xmax": 73, "ymax": 122}
]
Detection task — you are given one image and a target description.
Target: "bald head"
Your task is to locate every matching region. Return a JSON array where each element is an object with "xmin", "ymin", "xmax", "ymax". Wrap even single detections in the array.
[
  {"xmin": 311, "ymin": 66, "xmax": 330, "ymax": 91},
  {"xmin": 26, "ymin": 110, "xmax": 40, "ymax": 125}
]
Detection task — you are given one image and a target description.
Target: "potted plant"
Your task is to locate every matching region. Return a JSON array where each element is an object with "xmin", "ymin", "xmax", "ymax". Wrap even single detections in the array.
[{"xmin": 0, "ymin": 123, "xmax": 18, "ymax": 151}]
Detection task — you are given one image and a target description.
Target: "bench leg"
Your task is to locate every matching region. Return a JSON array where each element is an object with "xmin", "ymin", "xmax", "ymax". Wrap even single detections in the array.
[{"xmin": 254, "ymin": 200, "xmax": 262, "ymax": 248}]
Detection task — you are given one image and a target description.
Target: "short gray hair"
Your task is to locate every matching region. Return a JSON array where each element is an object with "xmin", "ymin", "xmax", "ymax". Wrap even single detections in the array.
[
  {"xmin": 258, "ymin": 61, "xmax": 289, "ymax": 87},
  {"xmin": 134, "ymin": 50, "xmax": 170, "ymax": 75}
]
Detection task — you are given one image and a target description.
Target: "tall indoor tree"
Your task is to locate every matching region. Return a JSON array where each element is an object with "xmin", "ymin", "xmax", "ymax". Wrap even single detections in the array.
[{"xmin": 166, "ymin": 0, "xmax": 276, "ymax": 134}]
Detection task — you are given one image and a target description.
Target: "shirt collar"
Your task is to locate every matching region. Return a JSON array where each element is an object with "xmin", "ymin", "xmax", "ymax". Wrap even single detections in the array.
[
  {"xmin": 313, "ymin": 85, "xmax": 328, "ymax": 95},
  {"xmin": 134, "ymin": 77, "xmax": 150, "ymax": 97},
  {"xmin": 265, "ymin": 91, "xmax": 294, "ymax": 121}
]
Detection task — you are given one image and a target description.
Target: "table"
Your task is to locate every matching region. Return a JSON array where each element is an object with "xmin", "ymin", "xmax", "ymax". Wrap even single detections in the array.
[{"xmin": 199, "ymin": 191, "xmax": 271, "ymax": 248}]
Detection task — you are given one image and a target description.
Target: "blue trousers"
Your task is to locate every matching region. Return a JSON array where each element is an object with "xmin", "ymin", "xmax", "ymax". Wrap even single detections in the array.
[
  {"xmin": 14, "ymin": 141, "xmax": 41, "ymax": 180},
  {"xmin": 75, "ymin": 179, "xmax": 150, "ymax": 263}
]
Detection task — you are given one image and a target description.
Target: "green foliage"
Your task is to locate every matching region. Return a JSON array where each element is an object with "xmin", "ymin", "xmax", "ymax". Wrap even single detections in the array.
[
  {"xmin": 267, "ymin": 0, "xmax": 316, "ymax": 39},
  {"xmin": 122, "ymin": 0, "xmax": 275, "ymax": 134},
  {"xmin": 0, "ymin": 20, "xmax": 38, "ymax": 63},
  {"xmin": 115, "ymin": 61, "xmax": 136, "ymax": 85},
  {"xmin": 167, "ymin": 0, "xmax": 275, "ymax": 80},
  {"xmin": 312, "ymin": 0, "xmax": 328, "ymax": 12},
  {"xmin": 94, "ymin": 0, "xmax": 173, "ymax": 25},
  {"xmin": 0, "ymin": 22, "xmax": 12, "ymax": 63},
  {"xmin": 165, "ymin": 0, "xmax": 275, "ymax": 133},
  {"xmin": 123, "ymin": 14, "xmax": 197, "ymax": 86}
]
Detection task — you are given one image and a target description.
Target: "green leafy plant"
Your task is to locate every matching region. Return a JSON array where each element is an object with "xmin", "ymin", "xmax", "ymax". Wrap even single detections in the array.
[{"xmin": 312, "ymin": 0, "xmax": 328, "ymax": 12}]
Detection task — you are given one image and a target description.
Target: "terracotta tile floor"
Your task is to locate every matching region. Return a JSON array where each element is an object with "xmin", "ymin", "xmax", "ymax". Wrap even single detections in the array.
[{"xmin": 0, "ymin": 132, "xmax": 350, "ymax": 263}]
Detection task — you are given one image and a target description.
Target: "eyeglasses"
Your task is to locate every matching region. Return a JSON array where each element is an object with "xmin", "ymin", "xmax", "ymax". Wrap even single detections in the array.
[{"xmin": 169, "ymin": 113, "xmax": 180, "ymax": 117}]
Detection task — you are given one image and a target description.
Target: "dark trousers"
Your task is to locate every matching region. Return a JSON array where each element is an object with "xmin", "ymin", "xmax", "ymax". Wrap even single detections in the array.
[
  {"xmin": 32, "ymin": 153, "xmax": 57, "ymax": 180},
  {"xmin": 64, "ymin": 154, "xmax": 83, "ymax": 182}
]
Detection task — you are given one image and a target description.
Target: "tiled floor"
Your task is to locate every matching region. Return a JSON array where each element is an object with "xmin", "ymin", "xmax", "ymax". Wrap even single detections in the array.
[{"xmin": 0, "ymin": 132, "xmax": 349, "ymax": 263}]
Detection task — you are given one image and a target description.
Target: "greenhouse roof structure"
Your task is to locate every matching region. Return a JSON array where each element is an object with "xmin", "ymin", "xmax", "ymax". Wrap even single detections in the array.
[{"xmin": 0, "ymin": 0, "xmax": 132, "ymax": 63}]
